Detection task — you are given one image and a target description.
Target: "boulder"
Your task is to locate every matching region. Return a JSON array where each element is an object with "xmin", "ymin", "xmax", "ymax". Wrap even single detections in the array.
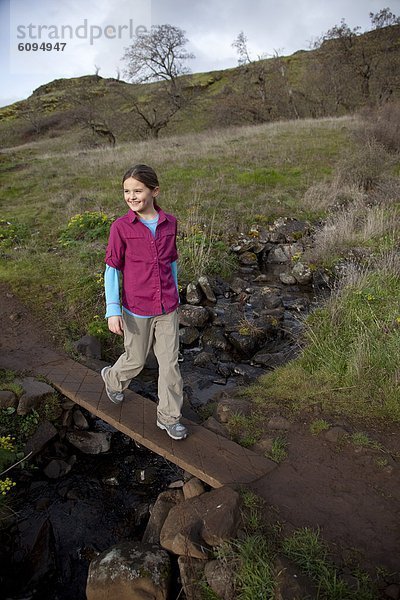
[
  {"xmin": 238, "ymin": 251, "xmax": 258, "ymax": 266},
  {"xmin": 160, "ymin": 487, "xmax": 241, "ymax": 557},
  {"xmin": 74, "ymin": 334, "xmax": 102, "ymax": 359},
  {"xmin": 202, "ymin": 327, "xmax": 230, "ymax": 352},
  {"xmin": 43, "ymin": 458, "xmax": 72, "ymax": 479},
  {"xmin": 292, "ymin": 262, "xmax": 313, "ymax": 285},
  {"xmin": 186, "ymin": 282, "xmax": 202, "ymax": 305},
  {"xmin": 226, "ymin": 331, "xmax": 261, "ymax": 357},
  {"xmin": 198, "ymin": 276, "xmax": 217, "ymax": 303},
  {"xmin": 229, "ymin": 277, "xmax": 249, "ymax": 295},
  {"xmin": 204, "ymin": 559, "xmax": 235, "ymax": 600},
  {"xmin": 72, "ymin": 409, "xmax": 90, "ymax": 430},
  {"xmin": 179, "ymin": 305, "xmax": 209, "ymax": 328},
  {"xmin": 16, "ymin": 377, "xmax": 56, "ymax": 416},
  {"xmin": 178, "ymin": 556, "xmax": 207, "ymax": 600},
  {"xmin": 24, "ymin": 421, "xmax": 58, "ymax": 456},
  {"xmin": 66, "ymin": 430, "xmax": 111, "ymax": 454},
  {"xmin": 179, "ymin": 326, "xmax": 201, "ymax": 346},
  {"xmin": 183, "ymin": 478, "xmax": 206, "ymax": 500},
  {"xmin": 193, "ymin": 352, "xmax": 214, "ymax": 368},
  {"xmin": 86, "ymin": 541, "xmax": 171, "ymax": 600},
  {"xmin": 0, "ymin": 390, "xmax": 18, "ymax": 409},
  {"xmin": 142, "ymin": 490, "xmax": 184, "ymax": 545},
  {"xmin": 279, "ymin": 272, "xmax": 297, "ymax": 285}
]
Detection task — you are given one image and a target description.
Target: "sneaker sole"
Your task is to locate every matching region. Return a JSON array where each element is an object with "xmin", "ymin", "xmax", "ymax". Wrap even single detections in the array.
[{"xmin": 157, "ymin": 422, "xmax": 188, "ymax": 440}]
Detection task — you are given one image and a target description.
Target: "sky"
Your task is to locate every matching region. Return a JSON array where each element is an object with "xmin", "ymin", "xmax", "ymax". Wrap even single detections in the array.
[{"xmin": 0, "ymin": 0, "xmax": 398, "ymax": 108}]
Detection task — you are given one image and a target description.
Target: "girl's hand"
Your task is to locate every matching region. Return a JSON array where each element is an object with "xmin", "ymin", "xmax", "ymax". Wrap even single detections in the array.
[{"xmin": 108, "ymin": 316, "xmax": 124, "ymax": 336}]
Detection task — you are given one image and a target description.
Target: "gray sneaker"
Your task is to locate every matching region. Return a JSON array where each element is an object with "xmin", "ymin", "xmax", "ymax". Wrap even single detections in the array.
[
  {"xmin": 157, "ymin": 420, "xmax": 188, "ymax": 440},
  {"xmin": 101, "ymin": 366, "xmax": 124, "ymax": 404}
]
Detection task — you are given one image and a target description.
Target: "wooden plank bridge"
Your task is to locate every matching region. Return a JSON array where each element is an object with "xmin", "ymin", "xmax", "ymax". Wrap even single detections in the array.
[{"xmin": 25, "ymin": 354, "xmax": 276, "ymax": 488}]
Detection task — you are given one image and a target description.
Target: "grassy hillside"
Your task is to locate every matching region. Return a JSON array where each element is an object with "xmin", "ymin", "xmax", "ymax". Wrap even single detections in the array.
[
  {"xmin": 0, "ymin": 24, "xmax": 399, "ymax": 149},
  {"xmin": 1, "ymin": 105, "xmax": 399, "ymax": 423}
]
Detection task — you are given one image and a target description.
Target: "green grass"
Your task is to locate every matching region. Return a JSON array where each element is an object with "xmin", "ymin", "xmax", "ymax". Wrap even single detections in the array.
[
  {"xmin": 267, "ymin": 435, "xmax": 288, "ymax": 463},
  {"xmin": 310, "ymin": 419, "xmax": 331, "ymax": 435},
  {"xmin": 246, "ymin": 261, "xmax": 400, "ymax": 424},
  {"xmin": 0, "ymin": 117, "xmax": 350, "ymax": 353},
  {"xmin": 282, "ymin": 528, "xmax": 376, "ymax": 599}
]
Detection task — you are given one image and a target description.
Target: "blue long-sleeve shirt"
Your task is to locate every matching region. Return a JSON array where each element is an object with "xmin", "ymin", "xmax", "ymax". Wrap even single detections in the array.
[{"xmin": 104, "ymin": 214, "xmax": 178, "ymax": 318}]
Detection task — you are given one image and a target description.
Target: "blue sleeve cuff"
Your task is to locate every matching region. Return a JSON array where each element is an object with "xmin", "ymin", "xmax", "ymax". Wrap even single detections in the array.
[{"xmin": 104, "ymin": 265, "xmax": 122, "ymax": 318}]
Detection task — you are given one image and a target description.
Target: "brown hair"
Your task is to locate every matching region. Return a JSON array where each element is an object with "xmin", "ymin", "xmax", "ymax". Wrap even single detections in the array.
[{"xmin": 122, "ymin": 164, "xmax": 159, "ymax": 189}]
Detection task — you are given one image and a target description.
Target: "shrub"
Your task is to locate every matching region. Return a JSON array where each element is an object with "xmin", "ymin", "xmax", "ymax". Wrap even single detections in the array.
[
  {"xmin": 0, "ymin": 219, "xmax": 28, "ymax": 249},
  {"xmin": 59, "ymin": 211, "xmax": 112, "ymax": 245},
  {"xmin": 361, "ymin": 101, "xmax": 400, "ymax": 153}
]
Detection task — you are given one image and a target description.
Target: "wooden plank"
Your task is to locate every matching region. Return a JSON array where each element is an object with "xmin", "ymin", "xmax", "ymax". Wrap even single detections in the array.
[{"xmin": 32, "ymin": 357, "xmax": 276, "ymax": 488}]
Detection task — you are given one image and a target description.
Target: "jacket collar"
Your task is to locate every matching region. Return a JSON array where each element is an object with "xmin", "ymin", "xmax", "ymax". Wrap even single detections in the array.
[{"xmin": 128, "ymin": 206, "xmax": 170, "ymax": 224}]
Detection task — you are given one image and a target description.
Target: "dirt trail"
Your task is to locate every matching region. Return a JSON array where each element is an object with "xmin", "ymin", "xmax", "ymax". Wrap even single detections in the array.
[{"xmin": 1, "ymin": 284, "xmax": 399, "ymax": 578}]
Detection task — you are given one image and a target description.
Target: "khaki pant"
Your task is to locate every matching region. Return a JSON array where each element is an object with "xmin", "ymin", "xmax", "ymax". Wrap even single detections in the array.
[{"xmin": 105, "ymin": 309, "xmax": 183, "ymax": 425}]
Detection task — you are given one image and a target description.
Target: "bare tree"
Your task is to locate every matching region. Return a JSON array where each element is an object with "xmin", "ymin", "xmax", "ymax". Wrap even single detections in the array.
[
  {"xmin": 369, "ymin": 7, "xmax": 400, "ymax": 29},
  {"xmin": 120, "ymin": 24, "xmax": 195, "ymax": 137}
]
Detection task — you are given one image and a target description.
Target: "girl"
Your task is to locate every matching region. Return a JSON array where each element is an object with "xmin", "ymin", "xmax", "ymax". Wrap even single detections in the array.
[{"xmin": 101, "ymin": 164, "xmax": 187, "ymax": 441}]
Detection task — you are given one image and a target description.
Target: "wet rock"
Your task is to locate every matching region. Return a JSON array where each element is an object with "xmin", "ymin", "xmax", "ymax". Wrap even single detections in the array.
[
  {"xmin": 183, "ymin": 477, "xmax": 206, "ymax": 500},
  {"xmin": 251, "ymin": 287, "xmax": 283, "ymax": 311},
  {"xmin": 86, "ymin": 541, "xmax": 171, "ymax": 600},
  {"xmin": 229, "ymin": 277, "xmax": 248, "ymax": 295},
  {"xmin": 66, "ymin": 430, "xmax": 111, "ymax": 454},
  {"xmin": 253, "ymin": 273, "xmax": 269, "ymax": 283},
  {"xmin": 238, "ymin": 251, "xmax": 258, "ymax": 266},
  {"xmin": 73, "ymin": 409, "xmax": 90, "ymax": 430},
  {"xmin": 267, "ymin": 242, "xmax": 303, "ymax": 263},
  {"xmin": 44, "ymin": 458, "xmax": 72, "ymax": 479},
  {"xmin": 193, "ymin": 352, "xmax": 214, "ymax": 368},
  {"xmin": 15, "ymin": 377, "xmax": 56, "ymax": 416},
  {"xmin": 186, "ymin": 282, "xmax": 202, "ymax": 305},
  {"xmin": 216, "ymin": 362, "xmax": 233, "ymax": 378},
  {"xmin": 0, "ymin": 389, "xmax": 18, "ymax": 409},
  {"xmin": 24, "ymin": 420, "xmax": 58, "ymax": 456},
  {"xmin": 205, "ymin": 559, "xmax": 235, "ymax": 600},
  {"xmin": 268, "ymin": 217, "xmax": 310, "ymax": 242},
  {"xmin": 292, "ymin": 261, "xmax": 313, "ymax": 285},
  {"xmin": 219, "ymin": 303, "xmax": 246, "ymax": 333},
  {"xmin": 74, "ymin": 334, "xmax": 102, "ymax": 359},
  {"xmin": 232, "ymin": 364, "xmax": 263, "ymax": 381},
  {"xmin": 178, "ymin": 556, "xmax": 207, "ymax": 600},
  {"xmin": 226, "ymin": 331, "xmax": 261, "ymax": 357},
  {"xmin": 202, "ymin": 327, "xmax": 230, "ymax": 352},
  {"xmin": 142, "ymin": 490, "xmax": 184, "ymax": 545},
  {"xmin": 280, "ymin": 272, "xmax": 297, "ymax": 285},
  {"xmin": 17, "ymin": 517, "xmax": 56, "ymax": 586},
  {"xmin": 179, "ymin": 326, "xmax": 200, "ymax": 346},
  {"xmin": 215, "ymin": 395, "xmax": 251, "ymax": 424},
  {"xmin": 252, "ymin": 350, "xmax": 293, "ymax": 369},
  {"xmin": 198, "ymin": 276, "xmax": 217, "ymax": 303},
  {"xmin": 267, "ymin": 415, "xmax": 291, "ymax": 430},
  {"xmin": 179, "ymin": 305, "xmax": 209, "ymax": 328},
  {"xmin": 283, "ymin": 297, "xmax": 310, "ymax": 312}
]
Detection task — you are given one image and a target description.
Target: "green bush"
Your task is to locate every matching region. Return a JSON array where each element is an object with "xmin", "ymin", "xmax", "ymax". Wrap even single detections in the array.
[
  {"xmin": 59, "ymin": 211, "xmax": 112, "ymax": 245},
  {"xmin": 0, "ymin": 219, "xmax": 28, "ymax": 248}
]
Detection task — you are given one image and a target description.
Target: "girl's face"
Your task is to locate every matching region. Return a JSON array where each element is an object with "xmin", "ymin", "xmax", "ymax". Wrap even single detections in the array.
[{"xmin": 123, "ymin": 177, "xmax": 159, "ymax": 217}]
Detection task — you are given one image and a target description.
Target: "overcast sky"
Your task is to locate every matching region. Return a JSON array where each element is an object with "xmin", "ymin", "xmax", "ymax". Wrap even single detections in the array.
[{"xmin": 0, "ymin": 0, "xmax": 398, "ymax": 108}]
